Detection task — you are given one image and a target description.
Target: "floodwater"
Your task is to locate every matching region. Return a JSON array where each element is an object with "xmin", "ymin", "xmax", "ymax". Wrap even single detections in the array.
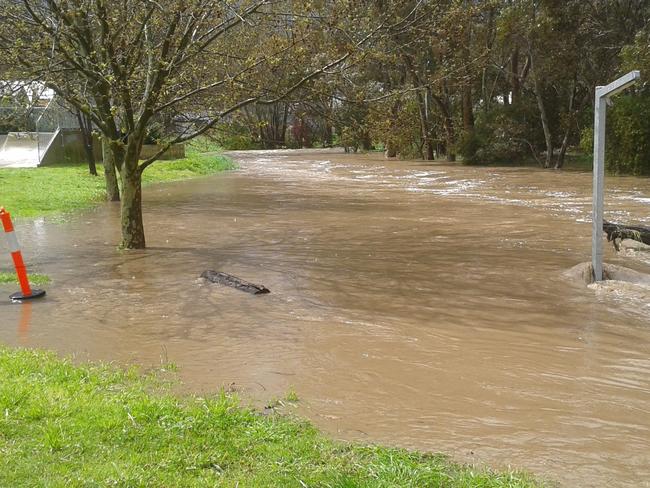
[{"xmin": 1, "ymin": 149, "xmax": 650, "ymax": 487}]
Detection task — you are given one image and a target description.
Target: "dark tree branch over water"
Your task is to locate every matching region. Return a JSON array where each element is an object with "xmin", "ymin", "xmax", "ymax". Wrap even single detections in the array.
[{"xmin": 604, "ymin": 221, "xmax": 650, "ymax": 251}]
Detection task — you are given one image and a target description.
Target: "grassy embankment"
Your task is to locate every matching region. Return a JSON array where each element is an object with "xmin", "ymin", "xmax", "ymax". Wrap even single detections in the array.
[
  {"xmin": 0, "ymin": 272, "xmax": 50, "ymax": 285},
  {"xmin": 0, "ymin": 146, "xmax": 234, "ymax": 219},
  {"xmin": 0, "ymin": 347, "xmax": 543, "ymax": 487}
]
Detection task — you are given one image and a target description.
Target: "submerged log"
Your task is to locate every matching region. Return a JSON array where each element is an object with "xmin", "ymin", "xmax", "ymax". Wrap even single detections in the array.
[
  {"xmin": 603, "ymin": 221, "xmax": 650, "ymax": 251},
  {"xmin": 201, "ymin": 270, "xmax": 270, "ymax": 295}
]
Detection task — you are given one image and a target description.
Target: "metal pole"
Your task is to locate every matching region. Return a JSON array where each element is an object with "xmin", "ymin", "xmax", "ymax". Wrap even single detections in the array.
[
  {"xmin": 590, "ymin": 70, "xmax": 640, "ymax": 282},
  {"xmin": 591, "ymin": 91, "xmax": 606, "ymax": 281}
]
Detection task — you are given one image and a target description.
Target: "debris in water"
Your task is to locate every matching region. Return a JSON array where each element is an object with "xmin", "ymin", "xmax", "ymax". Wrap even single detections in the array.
[
  {"xmin": 604, "ymin": 221, "xmax": 650, "ymax": 251},
  {"xmin": 201, "ymin": 270, "xmax": 270, "ymax": 295}
]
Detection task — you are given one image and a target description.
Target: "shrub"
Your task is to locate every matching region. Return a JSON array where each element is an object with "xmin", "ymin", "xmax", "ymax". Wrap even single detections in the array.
[
  {"xmin": 606, "ymin": 92, "xmax": 650, "ymax": 175},
  {"xmin": 579, "ymin": 126, "xmax": 593, "ymax": 155},
  {"xmin": 461, "ymin": 102, "xmax": 544, "ymax": 164},
  {"xmin": 212, "ymin": 122, "xmax": 261, "ymax": 150}
]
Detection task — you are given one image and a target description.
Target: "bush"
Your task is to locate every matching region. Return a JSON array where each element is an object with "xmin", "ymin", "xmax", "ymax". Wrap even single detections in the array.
[
  {"xmin": 209, "ymin": 122, "xmax": 262, "ymax": 150},
  {"xmin": 186, "ymin": 135, "xmax": 223, "ymax": 155},
  {"xmin": 606, "ymin": 92, "xmax": 650, "ymax": 175},
  {"xmin": 579, "ymin": 126, "xmax": 593, "ymax": 155},
  {"xmin": 217, "ymin": 133, "xmax": 261, "ymax": 150},
  {"xmin": 461, "ymin": 102, "xmax": 544, "ymax": 164},
  {"xmin": 457, "ymin": 130, "xmax": 482, "ymax": 164}
]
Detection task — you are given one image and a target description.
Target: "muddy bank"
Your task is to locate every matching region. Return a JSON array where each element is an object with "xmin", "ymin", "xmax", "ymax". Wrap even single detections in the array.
[{"xmin": 1, "ymin": 149, "xmax": 649, "ymax": 487}]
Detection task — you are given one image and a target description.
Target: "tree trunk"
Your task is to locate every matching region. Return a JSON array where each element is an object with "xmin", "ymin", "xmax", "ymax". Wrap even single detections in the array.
[
  {"xmin": 555, "ymin": 78, "xmax": 578, "ymax": 170},
  {"xmin": 511, "ymin": 47, "xmax": 520, "ymax": 105},
  {"xmin": 462, "ymin": 83, "xmax": 474, "ymax": 132},
  {"xmin": 120, "ymin": 164, "xmax": 145, "ymax": 249},
  {"xmin": 482, "ymin": 7, "xmax": 495, "ymax": 112},
  {"xmin": 361, "ymin": 131, "xmax": 372, "ymax": 151},
  {"xmin": 86, "ymin": 146, "xmax": 97, "ymax": 177},
  {"xmin": 323, "ymin": 124, "xmax": 333, "ymax": 147},
  {"xmin": 462, "ymin": 82, "xmax": 475, "ymax": 161},
  {"xmin": 385, "ymin": 140, "xmax": 397, "ymax": 158},
  {"xmin": 414, "ymin": 90, "xmax": 434, "ymax": 160},
  {"xmin": 385, "ymin": 101, "xmax": 400, "ymax": 158},
  {"xmin": 533, "ymin": 71, "xmax": 553, "ymax": 168},
  {"xmin": 119, "ymin": 139, "xmax": 146, "ymax": 249},
  {"xmin": 437, "ymin": 141, "xmax": 446, "ymax": 159},
  {"xmin": 445, "ymin": 124, "xmax": 456, "ymax": 162},
  {"xmin": 424, "ymin": 89, "xmax": 435, "ymax": 160},
  {"xmin": 555, "ymin": 127, "xmax": 570, "ymax": 169},
  {"xmin": 442, "ymin": 108, "xmax": 456, "ymax": 162},
  {"xmin": 76, "ymin": 110, "xmax": 97, "ymax": 176},
  {"xmin": 281, "ymin": 104, "xmax": 289, "ymax": 147},
  {"xmin": 426, "ymin": 139, "xmax": 435, "ymax": 160},
  {"xmin": 403, "ymin": 54, "xmax": 434, "ymax": 160},
  {"xmin": 431, "ymin": 92, "xmax": 455, "ymax": 162},
  {"xmin": 461, "ymin": 13, "xmax": 475, "ymax": 133},
  {"xmin": 101, "ymin": 139, "xmax": 121, "ymax": 201}
]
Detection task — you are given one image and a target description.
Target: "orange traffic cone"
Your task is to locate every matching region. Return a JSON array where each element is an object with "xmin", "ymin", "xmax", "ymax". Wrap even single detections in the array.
[{"xmin": 0, "ymin": 207, "xmax": 46, "ymax": 301}]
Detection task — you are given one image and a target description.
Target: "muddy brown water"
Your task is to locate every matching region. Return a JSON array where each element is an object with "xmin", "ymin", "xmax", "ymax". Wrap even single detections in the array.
[{"xmin": 2, "ymin": 149, "xmax": 650, "ymax": 486}]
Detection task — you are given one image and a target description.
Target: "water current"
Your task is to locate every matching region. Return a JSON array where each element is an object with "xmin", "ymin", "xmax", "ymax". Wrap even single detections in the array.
[{"xmin": 1, "ymin": 150, "xmax": 649, "ymax": 486}]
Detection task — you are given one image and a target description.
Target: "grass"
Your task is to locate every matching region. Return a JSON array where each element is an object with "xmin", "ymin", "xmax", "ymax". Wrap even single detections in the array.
[
  {"xmin": 285, "ymin": 387, "xmax": 300, "ymax": 403},
  {"xmin": 0, "ymin": 347, "xmax": 545, "ymax": 488},
  {"xmin": 0, "ymin": 272, "xmax": 50, "ymax": 285},
  {"xmin": 0, "ymin": 164, "xmax": 108, "ymax": 218},
  {"xmin": 141, "ymin": 153, "xmax": 235, "ymax": 184},
  {"xmin": 0, "ymin": 152, "xmax": 235, "ymax": 219}
]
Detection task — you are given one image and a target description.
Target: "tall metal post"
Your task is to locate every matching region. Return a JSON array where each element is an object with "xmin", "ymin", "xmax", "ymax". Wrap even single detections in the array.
[
  {"xmin": 591, "ymin": 71, "xmax": 640, "ymax": 282},
  {"xmin": 591, "ymin": 92, "xmax": 606, "ymax": 281}
]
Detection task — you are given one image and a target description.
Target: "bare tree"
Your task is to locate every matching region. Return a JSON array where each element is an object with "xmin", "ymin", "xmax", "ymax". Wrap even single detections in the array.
[{"xmin": 3, "ymin": 0, "xmax": 378, "ymax": 248}]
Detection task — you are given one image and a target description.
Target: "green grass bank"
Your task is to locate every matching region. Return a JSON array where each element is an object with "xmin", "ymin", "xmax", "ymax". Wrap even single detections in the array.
[
  {"xmin": 0, "ymin": 348, "xmax": 543, "ymax": 487},
  {"xmin": 0, "ymin": 272, "xmax": 50, "ymax": 286},
  {"xmin": 0, "ymin": 152, "xmax": 235, "ymax": 219}
]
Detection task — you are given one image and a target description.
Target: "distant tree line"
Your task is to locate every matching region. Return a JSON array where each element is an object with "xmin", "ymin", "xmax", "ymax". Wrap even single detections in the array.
[{"xmin": 219, "ymin": 1, "xmax": 650, "ymax": 174}]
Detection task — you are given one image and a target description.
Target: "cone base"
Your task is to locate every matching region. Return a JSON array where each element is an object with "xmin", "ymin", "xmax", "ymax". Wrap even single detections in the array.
[{"xmin": 10, "ymin": 289, "xmax": 46, "ymax": 301}]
